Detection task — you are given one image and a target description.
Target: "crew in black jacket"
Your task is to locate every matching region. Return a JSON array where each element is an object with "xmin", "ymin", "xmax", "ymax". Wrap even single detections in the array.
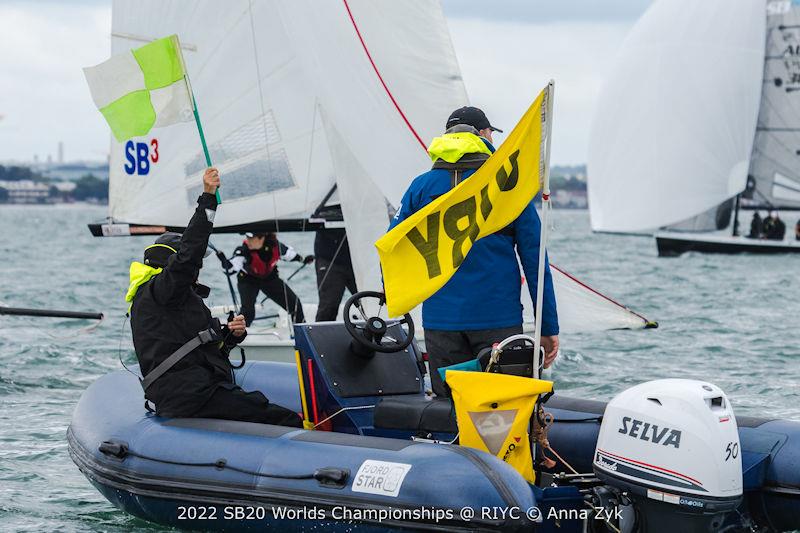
[
  {"xmin": 314, "ymin": 229, "xmax": 357, "ymax": 321},
  {"xmin": 127, "ymin": 168, "xmax": 301, "ymax": 426}
]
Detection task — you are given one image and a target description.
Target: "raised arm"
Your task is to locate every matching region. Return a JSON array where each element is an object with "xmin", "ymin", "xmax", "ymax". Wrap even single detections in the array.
[{"xmin": 151, "ymin": 168, "xmax": 220, "ymax": 304}]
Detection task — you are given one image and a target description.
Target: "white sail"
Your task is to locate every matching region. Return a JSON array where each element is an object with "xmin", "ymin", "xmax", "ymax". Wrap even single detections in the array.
[
  {"xmin": 109, "ymin": 0, "xmax": 337, "ymax": 228},
  {"xmin": 588, "ymin": 0, "xmax": 766, "ymax": 233},
  {"xmin": 276, "ymin": 0, "xmax": 467, "ymax": 208},
  {"xmin": 747, "ymin": 0, "xmax": 800, "ymax": 208},
  {"xmin": 538, "ymin": 266, "xmax": 652, "ymax": 333},
  {"xmin": 275, "ymin": 0, "xmax": 469, "ymax": 297},
  {"xmin": 108, "ymin": 0, "xmax": 654, "ymax": 332}
]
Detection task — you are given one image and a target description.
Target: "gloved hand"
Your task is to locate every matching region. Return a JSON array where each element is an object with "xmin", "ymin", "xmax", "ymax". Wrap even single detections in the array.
[
  {"xmin": 216, "ymin": 250, "xmax": 233, "ymax": 271},
  {"xmin": 302, "ymin": 254, "xmax": 315, "ymax": 265}
]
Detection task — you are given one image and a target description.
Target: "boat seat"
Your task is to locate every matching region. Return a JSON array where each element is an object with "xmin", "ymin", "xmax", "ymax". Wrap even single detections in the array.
[{"xmin": 373, "ymin": 396, "xmax": 457, "ymax": 434}]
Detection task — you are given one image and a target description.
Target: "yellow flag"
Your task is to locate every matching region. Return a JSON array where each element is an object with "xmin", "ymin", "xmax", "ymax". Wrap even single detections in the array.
[
  {"xmin": 375, "ymin": 86, "xmax": 550, "ymax": 317},
  {"xmin": 447, "ymin": 370, "xmax": 553, "ymax": 483}
]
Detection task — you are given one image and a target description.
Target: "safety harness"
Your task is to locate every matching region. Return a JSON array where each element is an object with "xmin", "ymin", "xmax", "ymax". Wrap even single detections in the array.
[{"xmin": 139, "ymin": 326, "xmax": 222, "ymax": 391}]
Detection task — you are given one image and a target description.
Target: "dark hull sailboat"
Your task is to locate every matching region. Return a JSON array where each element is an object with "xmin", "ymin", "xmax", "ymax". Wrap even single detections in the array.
[{"xmin": 655, "ymin": 232, "xmax": 800, "ymax": 256}]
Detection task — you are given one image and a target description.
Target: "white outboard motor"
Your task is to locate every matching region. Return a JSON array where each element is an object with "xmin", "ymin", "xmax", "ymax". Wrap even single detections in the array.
[{"xmin": 593, "ymin": 379, "xmax": 742, "ymax": 532}]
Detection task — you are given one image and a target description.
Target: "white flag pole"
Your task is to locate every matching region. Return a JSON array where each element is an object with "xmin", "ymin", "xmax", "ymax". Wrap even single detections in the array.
[{"xmin": 532, "ymin": 80, "xmax": 555, "ymax": 380}]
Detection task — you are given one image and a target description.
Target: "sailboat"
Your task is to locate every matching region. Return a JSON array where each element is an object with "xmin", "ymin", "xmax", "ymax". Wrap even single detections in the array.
[
  {"xmin": 91, "ymin": 0, "xmax": 654, "ymax": 362},
  {"xmin": 588, "ymin": 0, "xmax": 800, "ymax": 256}
]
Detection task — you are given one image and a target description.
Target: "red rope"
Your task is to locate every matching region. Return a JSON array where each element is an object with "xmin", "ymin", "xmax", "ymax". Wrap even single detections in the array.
[{"xmin": 342, "ymin": 0, "xmax": 427, "ymax": 151}]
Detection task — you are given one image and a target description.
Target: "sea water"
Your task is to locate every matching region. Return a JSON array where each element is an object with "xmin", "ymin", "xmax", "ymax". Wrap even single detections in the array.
[{"xmin": 1, "ymin": 204, "xmax": 798, "ymax": 531}]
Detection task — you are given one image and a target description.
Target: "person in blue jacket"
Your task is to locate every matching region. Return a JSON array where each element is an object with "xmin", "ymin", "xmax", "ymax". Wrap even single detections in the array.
[{"xmin": 388, "ymin": 106, "xmax": 559, "ymax": 397}]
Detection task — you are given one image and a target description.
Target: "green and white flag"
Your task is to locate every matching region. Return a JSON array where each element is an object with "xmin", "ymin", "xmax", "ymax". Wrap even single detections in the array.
[{"xmin": 84, "ymin": 35, "xmax": 193, "ymax": 142}]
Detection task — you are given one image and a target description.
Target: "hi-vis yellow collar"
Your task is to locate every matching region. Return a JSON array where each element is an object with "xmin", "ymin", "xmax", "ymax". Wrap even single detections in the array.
[
  {"xmin": 427, "ymin": 132, "xmax": 492, "ymax": 164},
  {"xmin": 125, "ymin": 261, "xmax": 162, "ymax": 304}
]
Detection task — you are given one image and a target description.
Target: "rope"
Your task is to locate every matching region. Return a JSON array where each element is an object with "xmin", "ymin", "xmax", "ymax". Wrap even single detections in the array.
[
  {"xmin": 531, "ymin": 405, "xmax": 580, "ymax": 475},
  {"xmin": 103, "ymin": 443, "xmax": 315, "ymax": 481},
  {"xmin": 316, "ymin": 234, "xmax": 348, "ymax": 293},
  {"xmin": 342, "ymin": 0, "xmax": 426, "ymax": 150},
  {"xmin": 312, "ymin": 404, "xmax": 374, "ymax": 429},
  {"xmin": 46, "ymin": 314, "xmax": 105, "ymax": 340},
  {"xmin": 583, "ymin": 501, "xmax": 622, "ymax": 533},
  {"xmin": 117, "ymin": 315, "xmax": 142, "ymax": 379},
  {"xmin": 301, "ymin": 99, "xmax": 318, "ymax": 233},
  {"xmin": 247, "ymin": 0, "xmax": 293, "ymax": 328}
]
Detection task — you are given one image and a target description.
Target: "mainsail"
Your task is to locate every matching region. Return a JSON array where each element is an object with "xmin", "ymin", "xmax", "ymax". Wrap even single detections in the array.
[
  {"xmin": 108, "ymin": 0, "xmax": 338, "ymax": 230},
  {"xmin": 105, "ymin": 0, "xmax": 654, "ymax": 331},
  {"xmin": 587, "ymin": 0, "xmax": 766, "ymax": 233},
  {"xmin": 748, "ymin": 0, "xmax": 800, "ymax": 208},
  {"xmin": 275, "ymin": 0, "xmax": 468, "ymax": 294}
]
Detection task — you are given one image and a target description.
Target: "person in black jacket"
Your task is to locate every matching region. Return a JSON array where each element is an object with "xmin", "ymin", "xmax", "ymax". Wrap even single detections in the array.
[
  {"xmin": 747, "ymin": 211, "xmax": 762, "ymax": 239},
  {"xmin": 314, "ymin": 229, "xmax": 357, "ymax": 321},
  {"xmin": 127, "ymin": 167, "xmax": 301, "ymax": 426},
  {"xmin": 229, "ymin": 233, "xmax": 313, "ymax": 326}
]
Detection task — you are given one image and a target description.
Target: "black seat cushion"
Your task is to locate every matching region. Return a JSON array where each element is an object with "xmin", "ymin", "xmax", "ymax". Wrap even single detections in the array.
[{"xmin": 373, "ymin": 396, "xmax": 457, "ymax": 434}]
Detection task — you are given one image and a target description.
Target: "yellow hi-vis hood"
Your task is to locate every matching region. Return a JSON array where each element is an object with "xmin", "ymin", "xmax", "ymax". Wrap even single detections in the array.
[
  {"xmin": 427, "ymin": 132, "xmax": 492, "ymax": 163},
  {"xmin": 125, "ymin": 261, "xmax": 162, "ymax": 304}
]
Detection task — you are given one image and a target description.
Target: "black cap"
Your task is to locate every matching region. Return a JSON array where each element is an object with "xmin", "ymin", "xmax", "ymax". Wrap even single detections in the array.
[
  {"xmin": 143, "ymin": 232, "xmax": 182, "ymax": 268},
  {"xmin": 445, "ymin": 106, "xmax": 503, "ymax": 133},
  {"xmin": 143, "ymin": 232, "xmax": 212, "ymax": 267}
]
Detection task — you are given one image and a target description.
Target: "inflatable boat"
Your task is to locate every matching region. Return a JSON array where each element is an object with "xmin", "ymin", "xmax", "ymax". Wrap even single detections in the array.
[{"xmin": 68, "ymin": 293, "xmax": 800, "ymax": 531}]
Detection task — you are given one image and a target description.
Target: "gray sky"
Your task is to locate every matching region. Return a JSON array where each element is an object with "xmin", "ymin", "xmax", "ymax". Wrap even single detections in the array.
[{"xmin": 0, "ymin": 1, "xmax": 650, "ymax": 165}]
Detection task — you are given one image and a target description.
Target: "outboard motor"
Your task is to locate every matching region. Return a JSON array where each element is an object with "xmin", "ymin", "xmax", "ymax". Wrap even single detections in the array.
[{"xmin": 592, "ymin": 379, "xmax": 742, "ymax": 532}]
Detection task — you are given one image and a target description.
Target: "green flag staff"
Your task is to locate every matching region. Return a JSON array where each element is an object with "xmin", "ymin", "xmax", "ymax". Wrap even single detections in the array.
[
  {"xmin": 176, "ymin": 38, "xmax": 221, "ymax": 205},
  {"xmin": 532, "ymin": 80, "xmax": 555, "ymax": 378},
  {"xmin": 191, "ymin": 94, "xmax": 219, "ymax": 204}
]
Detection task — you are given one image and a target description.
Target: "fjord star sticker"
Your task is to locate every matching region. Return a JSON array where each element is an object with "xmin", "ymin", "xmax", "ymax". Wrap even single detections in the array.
[{"xmin": 467, "ymin": 409, "xmax": 518, "ymax": 455}]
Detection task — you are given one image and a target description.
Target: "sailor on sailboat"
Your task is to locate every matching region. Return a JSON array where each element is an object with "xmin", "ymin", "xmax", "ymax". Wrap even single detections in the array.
[
  {"xmin": 313, "ymin": 228, "xmax": 358, "ymax": 321},
  {"xmin": 227, "ymin": 232, "xmax": 314, "ymax": 326}
]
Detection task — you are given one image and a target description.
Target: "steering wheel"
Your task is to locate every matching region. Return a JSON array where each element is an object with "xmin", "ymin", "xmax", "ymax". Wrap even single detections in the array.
[{"xmin": 343, "ymin": 291, "xmax": 415, "ymax": 354}]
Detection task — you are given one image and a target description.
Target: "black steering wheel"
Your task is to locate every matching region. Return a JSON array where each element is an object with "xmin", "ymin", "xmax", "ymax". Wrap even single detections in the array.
[{"xmin": 343, "ymin": 291, "xmax": 415, "ymax": 355}]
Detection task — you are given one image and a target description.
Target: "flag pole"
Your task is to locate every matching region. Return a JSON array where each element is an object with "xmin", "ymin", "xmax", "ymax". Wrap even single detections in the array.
[
  {"xmin": 189, "ymin": 90, "xmax": 220, "ymax": 204},
  {"xmin": 174, "ymin": 34, "xmax": 221, "ymax": 204},
  {"xmin": 532, "ymin": 80, "xmax": 555, "ymax": 379}
]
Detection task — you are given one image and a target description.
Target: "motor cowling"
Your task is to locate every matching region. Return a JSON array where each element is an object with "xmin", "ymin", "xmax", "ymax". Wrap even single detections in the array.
[{"xmin": 593, "ymin": 379, "xmax": 742, "ymax": 532}]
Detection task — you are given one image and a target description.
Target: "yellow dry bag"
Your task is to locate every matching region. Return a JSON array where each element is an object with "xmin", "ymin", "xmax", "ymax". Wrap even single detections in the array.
[{"xmin": 447, "ymin": 370, "xmax": 553, "ymax": 483}]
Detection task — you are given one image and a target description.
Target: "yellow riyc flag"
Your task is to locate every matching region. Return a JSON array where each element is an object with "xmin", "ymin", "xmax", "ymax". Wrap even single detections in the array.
[
  {"xmin": 375, "ymin": 85, "xmax": 550, "ymax": 317},
  {"xmin": 447, "ymin": 370, "xmax": 553, "ymax": 483}
]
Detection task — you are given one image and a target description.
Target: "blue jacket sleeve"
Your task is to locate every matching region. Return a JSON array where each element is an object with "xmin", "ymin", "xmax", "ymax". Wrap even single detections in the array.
[
  {"xmin": 388, "ymin": 183, "xmax": 418, "ymax": 231},
  {"xmin": 515, "ymin": 201, "xmax": 559, "ymax": 336}
]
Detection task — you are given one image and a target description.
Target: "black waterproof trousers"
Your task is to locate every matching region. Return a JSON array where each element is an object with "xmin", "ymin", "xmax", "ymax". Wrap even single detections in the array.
[
  {"xmin": 192, "ymin": 385, "xmax": 302, "ymax": 427},
  {"xmin": 314, "ymin": 258, "xmax": 357, "ymax": 321},
  {"xmin": 238, "ymin": 272, "xmax": 305, "ymax": 326},
  {"xmin": 424, "ymin": 325, "xmax": 523, "ymax": 397}
]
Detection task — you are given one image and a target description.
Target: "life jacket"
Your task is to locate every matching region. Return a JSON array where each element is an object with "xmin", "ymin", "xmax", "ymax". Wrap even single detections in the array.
[
  {"xmin": 427, "ymin": 129, "xmax": 513, "ymax": 238},
  {"xmin": 427, "ymin": 129, "xmax": 493, "ymax": 165},
  {"xmin": 125, "ymin": 261, "xmax": 163, "ymax": 311},
  {"xmin": 245, "ymin": 239, "xmax": 280, "ymax": 278}
]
